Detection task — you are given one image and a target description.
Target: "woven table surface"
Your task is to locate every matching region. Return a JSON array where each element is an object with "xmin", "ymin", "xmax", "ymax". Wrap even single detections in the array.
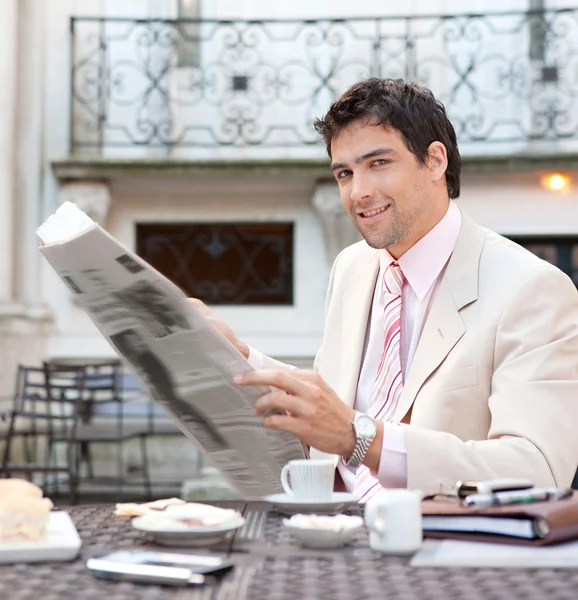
[{"xmin": 1, "ymin": 502, "xmax": 578, "ymax": 600}]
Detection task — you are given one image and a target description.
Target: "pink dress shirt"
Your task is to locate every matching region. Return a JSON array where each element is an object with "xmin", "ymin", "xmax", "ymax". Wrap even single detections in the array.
[{"xmin": 249, "ymin": 201, "xmax": 461, "ymax": 492}]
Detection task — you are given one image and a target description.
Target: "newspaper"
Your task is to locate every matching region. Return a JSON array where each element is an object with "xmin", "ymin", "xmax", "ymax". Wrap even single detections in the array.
[{"xmin": 37, "ymin": 202, "xmax": 306, "ymax": 500}]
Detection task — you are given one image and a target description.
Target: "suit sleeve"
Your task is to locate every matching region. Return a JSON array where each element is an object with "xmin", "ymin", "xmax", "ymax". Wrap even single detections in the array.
[{"xmin": 402, "ymin": 265, "xmax": 578, "ymax": 495}]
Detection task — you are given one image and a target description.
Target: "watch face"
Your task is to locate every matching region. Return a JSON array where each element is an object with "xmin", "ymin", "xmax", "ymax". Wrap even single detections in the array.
[{"xmin": 356, "ymin": 414, "xmax": 376, "ymax": 438}]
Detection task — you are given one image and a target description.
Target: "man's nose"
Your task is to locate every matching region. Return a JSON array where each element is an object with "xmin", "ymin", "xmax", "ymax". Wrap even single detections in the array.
[{"xmin": 350, "ymin": 174, "xmax": 373, "ymax": 204}]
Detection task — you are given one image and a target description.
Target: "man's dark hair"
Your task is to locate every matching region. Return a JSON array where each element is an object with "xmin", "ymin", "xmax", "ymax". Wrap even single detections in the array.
[{"xmin": 314, "ymin": 78, "xmax": 461, "ymax": 199}]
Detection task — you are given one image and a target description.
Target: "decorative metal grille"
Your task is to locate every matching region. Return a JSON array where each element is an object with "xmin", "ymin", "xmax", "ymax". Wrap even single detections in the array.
[
  {"xmin": 70, "ymin": 9, "xmax": 578, "ymax": 152},
  {"xmin": 136, "ymin": 222, "xmax": 294, "ymax": 305},
  {"xmin": 508, "ymin": 235, "xmax": 578, "ymax": 287}
]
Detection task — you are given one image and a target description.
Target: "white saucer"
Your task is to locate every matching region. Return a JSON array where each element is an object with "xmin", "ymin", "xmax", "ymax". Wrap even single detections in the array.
[
  {"xmin": 264, "ymin": 492, "xmax": 355, "ymax": 515},
  {"xmin": 132, "ymin": 514, "xmax": 245, "ymax": 547}
]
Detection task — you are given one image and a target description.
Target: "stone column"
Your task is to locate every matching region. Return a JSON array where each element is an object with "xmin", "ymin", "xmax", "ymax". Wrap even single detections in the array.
[
  {"xmin": 0, "ymin": 0, "xmax": 18, "ymax": 306},
  {"xmin": 14, "ymin": 0, "xmax": 50, "ymax": 317},
  {"xmin": 0, "ymin": 0, "xmax": 53, "ymax": 413},
  {"xmin": 311, "ymin": 181, "xmax": 361, "ymax": 266}
]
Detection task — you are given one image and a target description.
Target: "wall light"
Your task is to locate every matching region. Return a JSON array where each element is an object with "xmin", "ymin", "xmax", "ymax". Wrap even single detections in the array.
[{"xmin": 539, "ymin": 172, "xmax": 572, "ymax": 192}]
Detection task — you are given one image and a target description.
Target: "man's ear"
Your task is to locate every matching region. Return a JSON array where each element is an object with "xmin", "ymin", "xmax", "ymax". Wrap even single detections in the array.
[{"xmin": 426, "ymin": 141, "xmax": 448, "ymax": 184}]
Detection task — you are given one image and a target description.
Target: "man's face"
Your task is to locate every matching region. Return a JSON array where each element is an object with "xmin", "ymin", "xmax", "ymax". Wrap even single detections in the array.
[{"xmin": 330, "ymin": 121, "xmax": 435, "ymax": 254}]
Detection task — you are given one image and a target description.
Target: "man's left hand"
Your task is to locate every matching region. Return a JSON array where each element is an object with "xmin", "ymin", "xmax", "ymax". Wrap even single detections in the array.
[{"xmin": 233, "ymin": 369, "xmax": 356, "ymax": 457}]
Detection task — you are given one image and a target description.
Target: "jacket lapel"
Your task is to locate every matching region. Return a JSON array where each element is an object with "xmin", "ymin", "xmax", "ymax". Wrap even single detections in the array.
[
  {"xmin": 394, "ymin": 212, "xmax": 486, "ymax": 422},
  {"xmin": 338, "ymin": 248, "xmax": 380, "ymax": 408}
]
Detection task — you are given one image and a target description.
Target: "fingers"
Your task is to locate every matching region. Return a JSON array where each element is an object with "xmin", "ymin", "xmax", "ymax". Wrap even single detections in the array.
[
  {"xmin": 262, "ymin": 412, "xmax": 303, "ymax": 436},
  {"xmin": 287, "ymin": 370, "xmax": 329, "ymax": 389},
  {"xmin": 235, "ymin": 369, "xmax": 319, "ymax": 399},
  {"xmin": 188, "ymin": 302, "xmax": 249, "ymax": 359},
  {"xmin": 189, "ymin": 300, "xmax": 230, "ymax": 338},
  {"xmin": 206, "ymin": 316, "xmax": 229, "ymax": 336},
  {"xmin": 187, "ymin": 298, "xmax": 214, "ymax": 318},
  {"xmin": 255, "ymin": 391, "xmax": 311, "ymax": 418}
]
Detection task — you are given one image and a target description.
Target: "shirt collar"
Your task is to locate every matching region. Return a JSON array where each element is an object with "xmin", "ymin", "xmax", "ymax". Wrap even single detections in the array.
[{"xmin": 379, "ymin": 200, "xmax": 462, "ymax": 301}]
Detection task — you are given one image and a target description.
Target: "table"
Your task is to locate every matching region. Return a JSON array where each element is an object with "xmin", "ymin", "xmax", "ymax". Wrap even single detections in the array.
[{"xmin": 2, "ymin": 502, "xmax": 578, "ymax": 600}]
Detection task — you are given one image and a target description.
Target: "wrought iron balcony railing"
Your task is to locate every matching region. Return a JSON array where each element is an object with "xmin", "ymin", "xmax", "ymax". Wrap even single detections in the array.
[{"xmin": 70, "ymin": 9, "xmax": 578, "ymax": 155}]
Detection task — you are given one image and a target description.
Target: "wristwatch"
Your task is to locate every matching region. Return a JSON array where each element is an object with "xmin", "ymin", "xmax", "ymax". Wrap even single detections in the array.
[{"xmin": 342, "ymin": 411, "xmax": 377, "ymax": 468}]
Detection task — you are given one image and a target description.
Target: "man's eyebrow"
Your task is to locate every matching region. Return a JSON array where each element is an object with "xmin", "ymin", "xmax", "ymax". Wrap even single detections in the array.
[{"xmin": 329, "ymin": 147, "xmax": 396, "ymax": 172}]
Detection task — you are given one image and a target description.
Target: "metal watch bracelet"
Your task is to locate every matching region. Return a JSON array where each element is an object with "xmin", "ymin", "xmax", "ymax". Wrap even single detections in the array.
[{"xmin": 343, "ymin": 435, "xmax": 372, "ymax": 468}]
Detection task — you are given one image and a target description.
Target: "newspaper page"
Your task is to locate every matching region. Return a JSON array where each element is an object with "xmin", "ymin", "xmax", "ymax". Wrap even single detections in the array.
[{"xmin": 37, "ymin": 203, "xmax": 306, "ymax": 500}]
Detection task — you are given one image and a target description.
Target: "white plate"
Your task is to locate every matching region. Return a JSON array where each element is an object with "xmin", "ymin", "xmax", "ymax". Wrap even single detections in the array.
[
  {"xmin": 264, "ymin": 492, "xmax": 356, "ymax": 515},
  {"xmin": 132, "ymin": 514, "xmax": 245, "ymax": 547},
  {"xmin": 0, "ymin": 511, "xmax": 82, "ymax": 564}
]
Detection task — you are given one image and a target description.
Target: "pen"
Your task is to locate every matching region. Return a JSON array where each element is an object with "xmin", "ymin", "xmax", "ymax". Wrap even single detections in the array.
[{"xmin": 463, "ymin": 487, "xmax": 573, "ymax": 509}]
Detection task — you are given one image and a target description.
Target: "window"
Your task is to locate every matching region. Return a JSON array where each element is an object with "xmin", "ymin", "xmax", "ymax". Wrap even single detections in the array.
[
  {"xmin": 136, "ymin": 222, "xmax": 294, "ymax": 305},
  {"xmin": 507, "ymin": 236, "xmax": 578, "ymax": 287}
]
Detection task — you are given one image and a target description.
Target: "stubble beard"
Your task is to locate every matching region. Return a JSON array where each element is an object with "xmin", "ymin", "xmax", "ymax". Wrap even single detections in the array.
[
  {"xmin": 352, "ymin": 176, "xmax": 431, "ymax": 250},
  {"xmin": 351, "ymin": 203, "xmax": 412, "ymax": 250}
]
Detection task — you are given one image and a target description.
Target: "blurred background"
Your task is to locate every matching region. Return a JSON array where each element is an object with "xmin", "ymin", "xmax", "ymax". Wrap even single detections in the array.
[{"xmin": 1, "ymin": 0, "xmax": 578, "ymax": 503}]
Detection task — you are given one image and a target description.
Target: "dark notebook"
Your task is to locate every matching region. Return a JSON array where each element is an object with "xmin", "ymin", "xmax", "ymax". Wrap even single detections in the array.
[{"xmin": 422, "ymin": 492, "xmax": 578, "ymax": 545}]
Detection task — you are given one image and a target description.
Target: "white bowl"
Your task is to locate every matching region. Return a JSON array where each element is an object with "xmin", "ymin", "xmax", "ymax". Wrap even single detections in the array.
[{"xmin": 283, "ymin": 514, "xmax": 364, "ymax": 549}]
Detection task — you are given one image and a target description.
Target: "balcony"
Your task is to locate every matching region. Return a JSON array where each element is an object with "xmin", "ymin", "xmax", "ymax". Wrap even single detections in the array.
[{"xmin": 68, "ymin": 8, "xmax": 578, "ymax": 163}]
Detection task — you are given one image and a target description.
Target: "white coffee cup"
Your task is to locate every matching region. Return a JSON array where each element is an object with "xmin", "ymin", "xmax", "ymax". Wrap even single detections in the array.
[
  {"xmin": 364, "ymin": 489, "xmax": 422, "ymax": 554},
  {"xmin": 280, "ymin": 459, "xmax": 335, "ymax": 501}
]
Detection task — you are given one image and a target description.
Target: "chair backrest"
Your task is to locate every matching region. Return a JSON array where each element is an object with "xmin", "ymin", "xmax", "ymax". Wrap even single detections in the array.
[
  {"xmin": 43, "ymin": 361, "xmax": 121, "ymax": 394},
  {"xmin": 83, "ymin": 361, "xmax": 123, "ymax": 402},
  {"xmin": 43, "ymin": 360, "xmax": 124, "ymax": 422},
  {"xmin": 23, "ymin": 364, "xmax": 81, "ymax": 432},
  {"xmin": 1, "ymin": 364, "xmax": 80, "ymax": 473},
  {"xmin": 12, "ymin": 365, "xmax": 47, "ymax": 414}
]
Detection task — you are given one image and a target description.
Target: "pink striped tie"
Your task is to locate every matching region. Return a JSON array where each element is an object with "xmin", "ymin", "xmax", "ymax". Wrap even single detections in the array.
[{"xmin": 353, "ymin": 261, "xmax": 404, "ymax": 503}]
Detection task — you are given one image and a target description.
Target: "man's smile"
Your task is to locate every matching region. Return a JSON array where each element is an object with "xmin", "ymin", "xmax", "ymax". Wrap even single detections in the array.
[{"xmin": 358, "ymin": 205, "xmax": 391, "ymax": 220}]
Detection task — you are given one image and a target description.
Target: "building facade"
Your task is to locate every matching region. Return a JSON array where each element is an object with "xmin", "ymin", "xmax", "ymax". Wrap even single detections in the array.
[{"xmin": 2, "ymin": 0, "xmax": 578, "ymax": 484}]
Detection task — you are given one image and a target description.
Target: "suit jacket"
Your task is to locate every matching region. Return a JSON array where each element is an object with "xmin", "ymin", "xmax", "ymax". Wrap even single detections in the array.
[{"xmin": 264, "ymin": 212, "xmax": 578, "ymax": 495}]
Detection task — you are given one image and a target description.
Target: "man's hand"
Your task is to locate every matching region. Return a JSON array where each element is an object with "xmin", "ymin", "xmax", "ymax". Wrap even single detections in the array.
[
  {"xmin": 234, "ymin": 369, "xmax": 357, "ymax": 457},
  {"xmin": 188, "ymin": 298, "xmax": 249, "ymax": 359}
]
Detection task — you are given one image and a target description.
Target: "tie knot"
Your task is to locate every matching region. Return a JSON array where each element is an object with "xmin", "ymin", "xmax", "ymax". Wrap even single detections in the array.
[{"xmin": 383, "ymin": 262, "xmax": 403, "ymax": 297}]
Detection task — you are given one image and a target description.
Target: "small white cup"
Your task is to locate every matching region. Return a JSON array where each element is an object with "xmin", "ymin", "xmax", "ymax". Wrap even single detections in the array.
[
  {"xmin": 280, "ymin": 459, "xmax": 335, "ymax": 502},
  {"xmin": 364, "ymin": 489, "xmax": 422, "ymax": 554}
]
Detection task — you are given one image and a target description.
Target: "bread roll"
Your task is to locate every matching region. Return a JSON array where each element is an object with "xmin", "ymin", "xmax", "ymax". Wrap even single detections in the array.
[
  {"xmin": 114, "ymin": 497, "xmax": 185, "ymax": 517},
  {"xmin": 0, "ymin": 496, "xmax": 53, "ymax": 543},
  {"xmin": 0, "ymin": 479, "xmax": 43, "ymax": 499}
]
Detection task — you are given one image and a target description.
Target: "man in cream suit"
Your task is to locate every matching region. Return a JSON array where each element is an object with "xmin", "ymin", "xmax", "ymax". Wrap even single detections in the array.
[{"xmin": 196, "ymin": 78, "xmax": 578, "ymax": 498}]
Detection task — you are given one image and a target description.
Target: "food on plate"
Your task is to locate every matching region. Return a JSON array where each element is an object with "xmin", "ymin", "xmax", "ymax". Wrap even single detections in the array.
[
  {"xmin": 0, "ymin": 478, "xmax": 44, "ymax": 499},
  {"xmin": 134, "ymin": 505, "xmax": 243, "ymax": 531},
  {"xmin": 0, "ymin": 496, "xmax": 54, "ymax": 543},
  {"xmin": 114, "ymin": 497, "xmax": 186, "ymax": 517},
  {"xmin": 282, "ymin": 514, "xmax": 364, "ymax": 549},
  {"xmin": 142, "ymin": 498, "xmax": 187, "ymax": 511},
  {"xmin": 283, "ymin": 514, "xmax": 364, "ymax": 531},
  {"xmin": 174, "ymin": 517, "xmax": 204, "ymax": 528}
]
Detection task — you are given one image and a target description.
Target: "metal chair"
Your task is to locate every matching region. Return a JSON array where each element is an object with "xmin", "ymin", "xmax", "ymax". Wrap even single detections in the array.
[
  {"xmin": 0, "ymin": 365, "xmax": 80, "ymax": 504},
  {"xmin": 43, "ymin": 361, "xmax": 152, "ymax": 499}
]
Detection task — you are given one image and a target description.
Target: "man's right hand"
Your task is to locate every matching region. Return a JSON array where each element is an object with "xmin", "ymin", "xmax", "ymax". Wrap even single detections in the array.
[{"xmin": 187, "ymin": 298, "xmax": 250, "ymax": 359}]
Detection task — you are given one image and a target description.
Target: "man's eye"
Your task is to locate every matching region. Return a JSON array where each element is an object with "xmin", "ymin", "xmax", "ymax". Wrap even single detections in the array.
[
  {"xmin": 373, "ymin": 159, "xmax": 389, "ymax": 166},
  {"xmin": 337, "ymin": 170, "xmax": 351, "ymax": 179}
]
